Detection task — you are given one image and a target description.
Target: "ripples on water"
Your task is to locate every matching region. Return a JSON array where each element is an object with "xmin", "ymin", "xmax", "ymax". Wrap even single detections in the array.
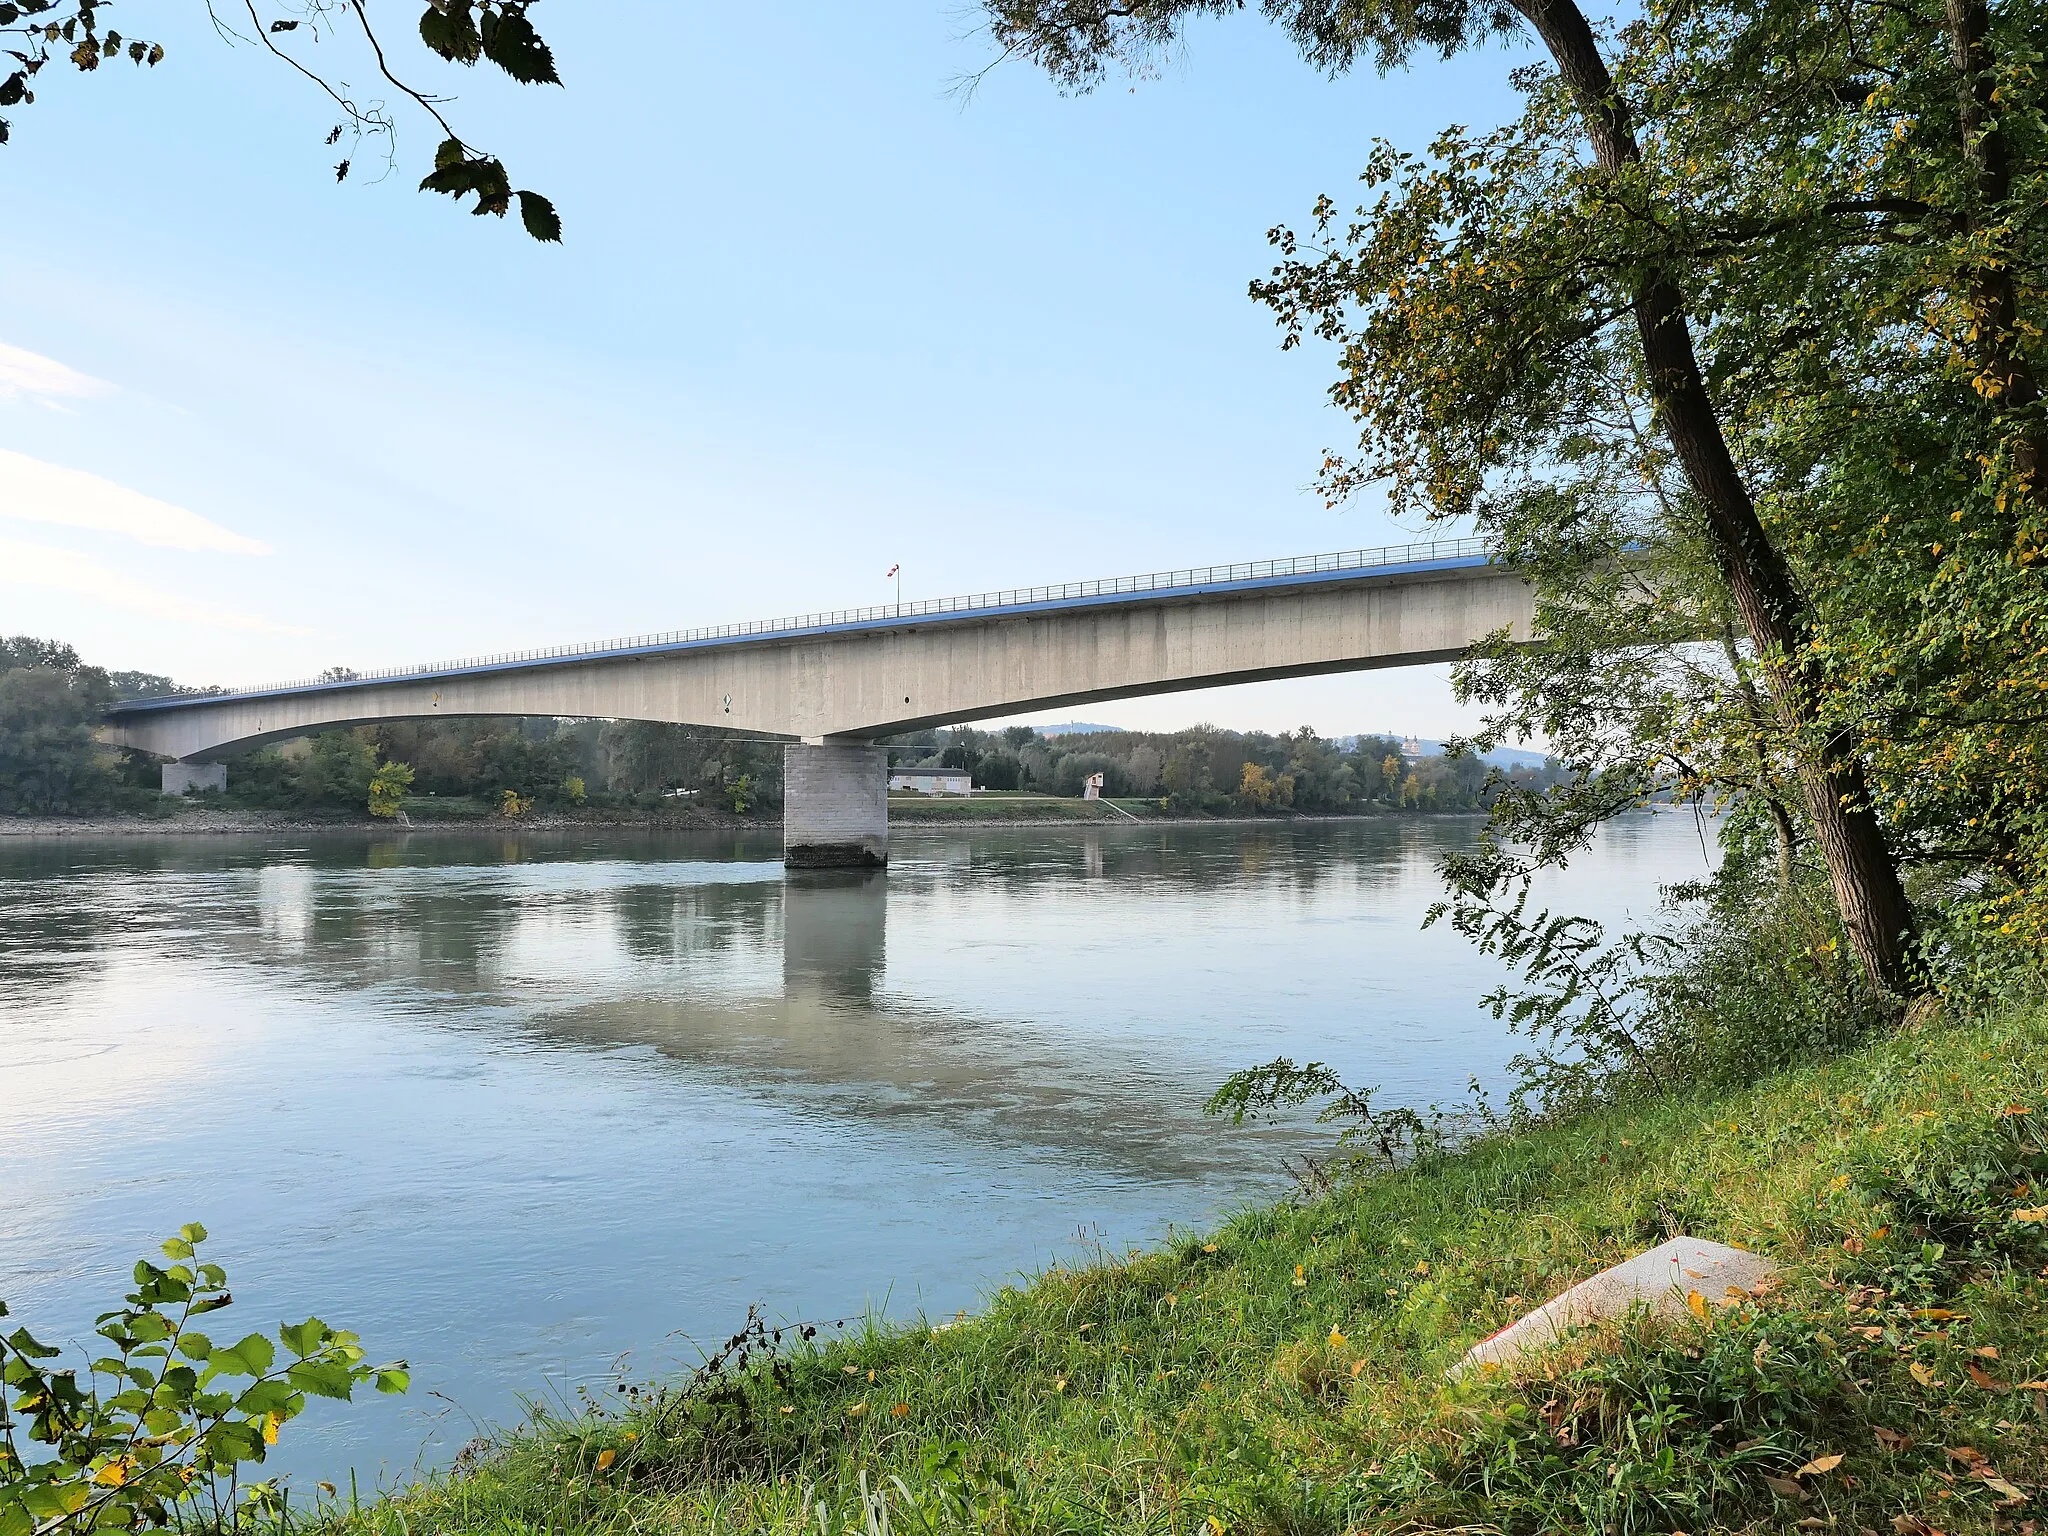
[{"xmin": 0, "ymin": 815, "xmax": 1710, "ymax": 1484}]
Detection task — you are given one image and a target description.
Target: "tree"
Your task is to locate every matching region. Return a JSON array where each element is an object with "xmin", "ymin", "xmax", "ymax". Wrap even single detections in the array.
[
  {"xmin": 2, "ymin": 0, "xmax": 563, "ymax": 239},
  {"xmin": 979, "ymin": 0, "xmax": 2027, "ymax": 996},
  {"xmin": 0, "ymin": 634, "xmax": 117, "ymax": 813},
  {"xmin": 367, "ymin": 758, "xmax": 414, "ymax": 818}
]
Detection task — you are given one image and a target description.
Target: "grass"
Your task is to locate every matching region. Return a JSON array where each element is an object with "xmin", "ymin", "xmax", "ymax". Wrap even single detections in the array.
[{"xmin": 329, "ymin": 1000, "xmax": 2048, "ymax": 1535}]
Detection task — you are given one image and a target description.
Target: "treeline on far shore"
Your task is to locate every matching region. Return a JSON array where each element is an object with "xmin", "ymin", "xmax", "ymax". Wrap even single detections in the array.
[{"xmin": 0, "ymin": 634, "xmax": 1564, "ymax": 819}]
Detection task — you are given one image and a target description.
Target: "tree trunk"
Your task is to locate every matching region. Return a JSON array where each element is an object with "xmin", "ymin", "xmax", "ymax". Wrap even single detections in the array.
[
  {"xmin": 1943, "ymin": 0, "xmax": 2043, "ymax": 485},
  {"xmin": 1516, "ymin": 0, "xmax": 1921, "ymax": 995}
]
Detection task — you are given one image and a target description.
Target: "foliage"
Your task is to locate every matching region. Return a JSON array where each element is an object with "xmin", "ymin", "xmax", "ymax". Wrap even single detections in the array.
[
  {"xmin": 889, "ymin": 722, "xmax": 1555, "ymax": 814},
  {"xmin": 0, "ymin": 1224, "xmax": 406, "ymax": 1536},
  {"xmin": 724, "ymin": 773, "xmax": 752, "ymax": 815},
  {"xmin": 324, "ymin": 996, "xmax": 2048, "ymax": 1536},
  {"xmin": 1204, "ymin": 1056, "xmax": 1438, "ymax": 1172},
  {"xmin": 497, "ymin": 787, "xmax": 529, "ymax": 819},
  {"xmin": 365, "ymin": 759, "xmax": 414, "ymax": 819},
  {"xmin": 0, "ymin": 0, "xmax": 560, "ymax": 238},
  {"xmin": 1426, "ymin": 845, "xmax": 1679, "ymax": 1109},
  {"xmin": 0, "ymin": 635, "xmax": 161, "ymax": 815}
]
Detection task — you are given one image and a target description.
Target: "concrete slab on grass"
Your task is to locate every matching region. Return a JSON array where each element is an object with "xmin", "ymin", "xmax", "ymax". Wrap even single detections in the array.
[{"xmin": 1458, "ymin": 1235, "xmax": 1777, "ymax": 1376}]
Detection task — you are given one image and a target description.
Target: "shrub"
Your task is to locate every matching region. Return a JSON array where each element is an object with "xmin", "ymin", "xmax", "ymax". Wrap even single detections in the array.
[{"xmin": 0, "ymin": 1224, "xmax": 406, "ymax": 1536}]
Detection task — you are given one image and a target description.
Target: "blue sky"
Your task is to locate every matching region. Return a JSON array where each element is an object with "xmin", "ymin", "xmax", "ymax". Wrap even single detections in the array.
[{"xmin": 2, "ymin": 2, "xmax": 1529, "ymax": 736}]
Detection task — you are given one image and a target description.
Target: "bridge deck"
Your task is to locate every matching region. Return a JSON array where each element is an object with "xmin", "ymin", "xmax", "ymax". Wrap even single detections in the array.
[{"xmin": 106, "ymin": 539, "xmax": 1492, "ymax": 720}]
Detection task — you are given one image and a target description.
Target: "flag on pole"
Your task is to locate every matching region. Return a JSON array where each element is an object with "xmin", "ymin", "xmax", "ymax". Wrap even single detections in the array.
[{"xmin": 886, "ymin": 564, "xmax": 900, "ymax": 578}]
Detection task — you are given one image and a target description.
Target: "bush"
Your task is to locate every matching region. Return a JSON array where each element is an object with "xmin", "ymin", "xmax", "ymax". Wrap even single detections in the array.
[{"xmin": 0, "ymin": 1224, "xmax": 406, "ymax": 1536}]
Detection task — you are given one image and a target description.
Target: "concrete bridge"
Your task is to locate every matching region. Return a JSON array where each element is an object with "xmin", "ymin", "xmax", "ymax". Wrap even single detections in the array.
[{"xmin": 103, "ymin": 539, "xmax": 1532, "ymax": 866}]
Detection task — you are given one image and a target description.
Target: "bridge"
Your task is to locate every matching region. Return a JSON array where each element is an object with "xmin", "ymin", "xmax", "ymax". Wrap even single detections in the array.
[{"xmin": 102, "ymin": 539, "xmax": 1532, "ymax": 866}]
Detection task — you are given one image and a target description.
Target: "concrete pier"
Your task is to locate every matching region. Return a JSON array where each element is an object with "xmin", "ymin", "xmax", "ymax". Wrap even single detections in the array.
[
  {"xmin": 783, "ymin": 742, "xmax": 888, "ymax": 868},
  {"xmin": 161, "ymin": 760, "xmax": 226, "ymax": 796}
]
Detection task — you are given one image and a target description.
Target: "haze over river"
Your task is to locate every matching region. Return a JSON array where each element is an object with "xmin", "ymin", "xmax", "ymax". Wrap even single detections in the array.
[{"xmin": 1, "ymin": 816, "xmax": 1711, "ymax": 1487}]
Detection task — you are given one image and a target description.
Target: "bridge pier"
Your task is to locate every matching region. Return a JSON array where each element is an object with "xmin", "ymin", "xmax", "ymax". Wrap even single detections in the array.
[
  {"xmin": 161, "ymin": 760, "xmax": 226, "ymax": 796},
  {"xmin": 783, "ymin": 741, "xmax": 888, "ymax": 869}
]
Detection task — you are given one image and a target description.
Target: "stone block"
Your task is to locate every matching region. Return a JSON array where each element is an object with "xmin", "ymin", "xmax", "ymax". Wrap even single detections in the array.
[{"xmin": 1458, "ymin": 1236, "xmax": 1776, "ymax": 1376}]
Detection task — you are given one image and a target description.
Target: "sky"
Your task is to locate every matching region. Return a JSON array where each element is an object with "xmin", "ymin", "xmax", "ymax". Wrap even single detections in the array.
[{"xmin": 2, "ymin": 2, "xmax": 1532, "ymax": 738}]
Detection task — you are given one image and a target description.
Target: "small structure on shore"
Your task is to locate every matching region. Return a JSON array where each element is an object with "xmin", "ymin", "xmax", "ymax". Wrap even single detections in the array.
[
  {"xmin": 1082, "ymin": 772, "xmax": 1105, "ymax": 800},
  {"xmin": 889, "ymin": 768, "xmax": 972, "ymax": 796}
]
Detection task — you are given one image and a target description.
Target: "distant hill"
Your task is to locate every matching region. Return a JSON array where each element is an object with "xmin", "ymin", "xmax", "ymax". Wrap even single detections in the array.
[{"xmin": 1034, "ymin": 722, "xmax": 1121, "ymax": 738}]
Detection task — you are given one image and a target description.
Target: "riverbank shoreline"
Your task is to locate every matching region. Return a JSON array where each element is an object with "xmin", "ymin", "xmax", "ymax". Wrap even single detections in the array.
[{"xmin": 0, "ymin": 805, "xmax": 1470, "ymax": 838}]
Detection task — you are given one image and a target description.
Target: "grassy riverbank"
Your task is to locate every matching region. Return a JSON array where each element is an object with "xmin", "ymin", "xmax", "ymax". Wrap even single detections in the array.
[{"xmin": 330, "ymin": 998, "xmax": 2048, "ymax": 1535}]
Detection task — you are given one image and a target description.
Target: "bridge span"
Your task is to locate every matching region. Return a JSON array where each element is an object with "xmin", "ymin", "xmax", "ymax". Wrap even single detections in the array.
[{"xmin": 103, "ymin": 539, "xmax": 1531, "ymax": 866}]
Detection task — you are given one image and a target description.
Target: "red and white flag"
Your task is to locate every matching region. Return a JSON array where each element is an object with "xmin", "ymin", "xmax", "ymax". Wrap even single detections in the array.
[{"xmin": 885, "ymin": 564, "xmax": 900, "ymax": 578}]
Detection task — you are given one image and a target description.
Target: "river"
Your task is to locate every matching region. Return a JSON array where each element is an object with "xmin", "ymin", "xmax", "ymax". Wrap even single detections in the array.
[{"xmin": 0, "ymin": 814, "xmax": 1711, "ymax": 1488}]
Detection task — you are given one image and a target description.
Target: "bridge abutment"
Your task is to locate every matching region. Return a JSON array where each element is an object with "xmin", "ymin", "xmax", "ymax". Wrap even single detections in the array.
[
  {"xmin": 162, "ymin": 760, "xmax": 227, "ymax": 796},
  {"xmin": 783, "ymin": 742, "xmax": 888, "ymax": 869}
]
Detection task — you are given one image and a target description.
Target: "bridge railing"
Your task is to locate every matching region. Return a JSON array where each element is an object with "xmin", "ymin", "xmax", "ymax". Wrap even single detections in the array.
[{"xmin": 127, "ymin": 537, "xmax": 1493, "ymax": 705}]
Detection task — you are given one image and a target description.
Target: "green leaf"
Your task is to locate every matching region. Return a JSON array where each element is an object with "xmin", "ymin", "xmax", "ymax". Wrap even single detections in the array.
[
  {"xmin": 417, "ymin": 1, "xmax": 480, "ymax": 63},
  {"xmin": 178, "ymin": 1223, "xmax": 207, "ymax": 1246},
  {"xmin": 234, "ymin": 1379, "xmax": 295, "ymax": 1415},
  {"xmin": 517, "ymin": 190, "xmax": 560, "ymax": 243},
  {"xmin": 230, "ymin": 1333, "xmax": 274, "ymax": 1374},
  {"xmin": 6, "ymin": 1327, "xmax": 62, "ymax": 1360},
  {"xmin": 286, "ymin": 1358, "xmax": 358, "ymax": 1400},
  {"xmin": 277, "ymin": 1319, "xmax": 327, "ymax": 1359},
  {"xmin": 373, "ymin": 1367, "xmax": 411, "ymax": 1395},
  {"xmin": 177, "ymin": 1333, "xmax": 212, "ymax": 1361},
  {"xmin": 160, "ymin": 1238, "xmax": 193, "ymax": 1260},
  {"xmin": 476, "ymin": 7, "xmax": 557, "ymax": 84}
]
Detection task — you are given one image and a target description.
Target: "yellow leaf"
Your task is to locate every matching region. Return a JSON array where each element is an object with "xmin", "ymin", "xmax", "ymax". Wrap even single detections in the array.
[
  {"xmin": 1350, "ymin": 1358, "xmax": 1368, "ymax": 1378},
  {"xmin": 262, "ymin": 1413, "xmax": 281, "ymax": 1446},
  {"xmin": 890, "ymin": 1402, "xmax": 910, "ymax": 1418},
  {"xmin": 1686, "ymin": 1289, "xmax": 1710, "ymax": 1323},
  {"xmin": 2013, "ymin": 1207, "xmax": 2048, "ymax": 1222},
  {"xmin": 1795, "ymin": 1452, "xmax": 1845, "ymax": 1477},
  {"xmin": 1328, "ymin": 1326, "xmax": 1347, "ymax": 1348},
  {"xmin": 846, "ymin": 1402, "xmax": 867, "ymax": 1416},
  {"xmin": 1975, "ymin": 1346, "xmax": 2001, "ymax": 1360},
  {"xmin": 594, "ymin": 1449, "xmax": 615, "ymax": 1472},
  {"xmin": 1910, "ymin": 1361, "xmax": 1941, "ymax": 1387},
  {"xmin": 1414, "ymin": 1261, "xmax": 1430, "ymax": 1276},
  {"xmin": 1292, "ymin": 1265, "xmax": 1307, "ymax": 1288},
  {"xmin": 779, "ymin": 1405, "xmax": 795, "ymax": 1414},
  {"xmin": 93, "ymin": 1460, "xmax": 130, "ymax": 1488},
  {"xmin": 1202, "ymin": 1243, "xmax": 1218, "ymax": 1254}
]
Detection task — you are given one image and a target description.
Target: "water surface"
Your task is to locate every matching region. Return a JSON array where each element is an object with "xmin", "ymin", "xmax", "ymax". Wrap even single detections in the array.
[{"xmin": 0, "ymin": 815, "xmax": 1710, "ymax": 1485}]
